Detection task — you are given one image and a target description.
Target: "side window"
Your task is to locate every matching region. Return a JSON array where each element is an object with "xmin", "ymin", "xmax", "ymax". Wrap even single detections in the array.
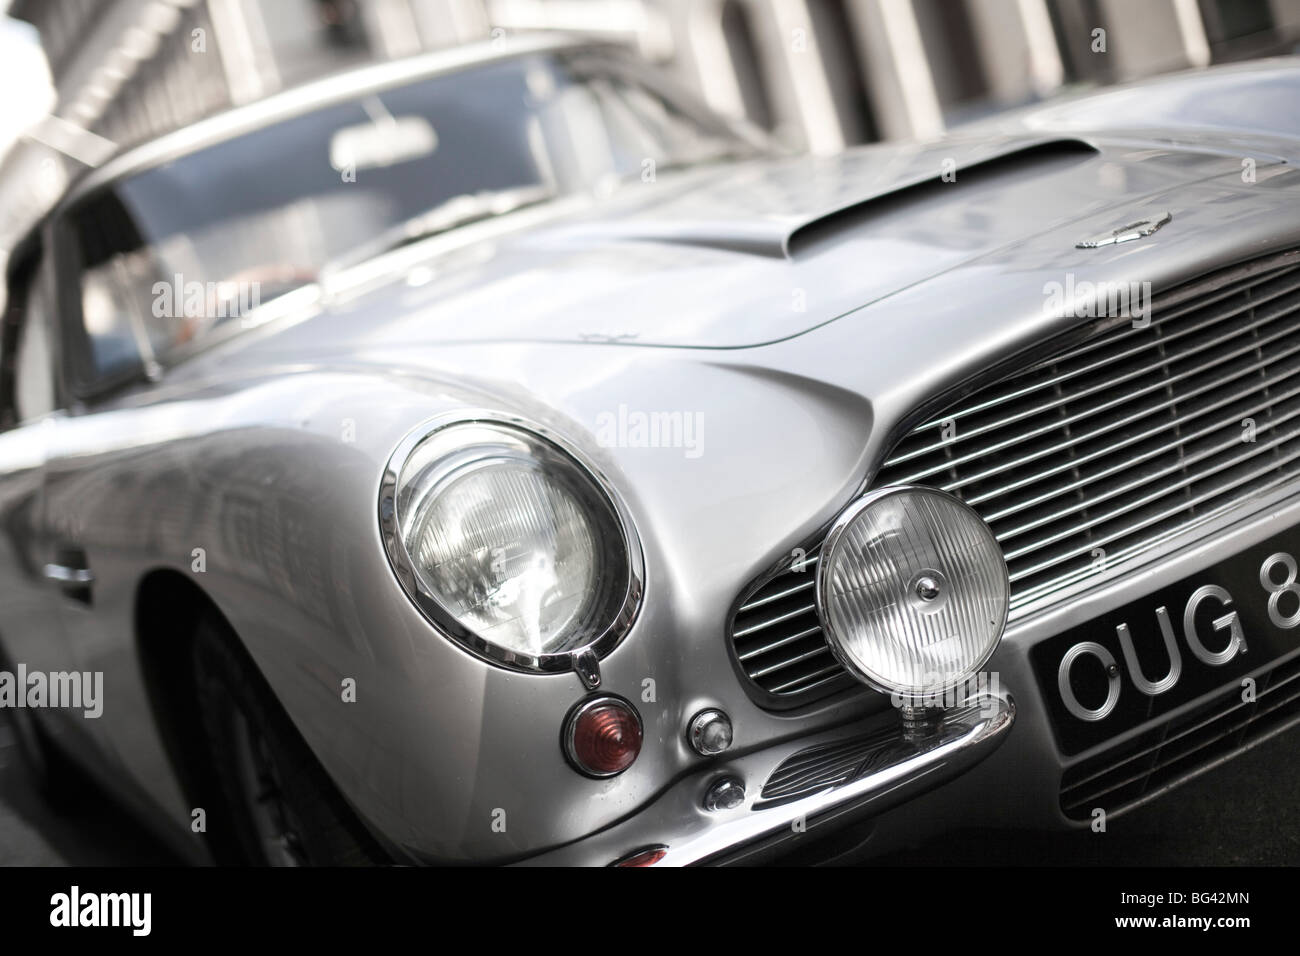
[
  {"xmin": 15, "ymin": 276, "xmax": 56, "ymax": 422},
  {"xmin": 70, "ymin": 192, "xmax": 168, "ymax": 384},
  {"xmin": 0, "ymin": 256, "xmax": 58, "ymax": 428},
  {"xmin": 79, "ymin": 246, "xmax": 164, "ymax": 381}
]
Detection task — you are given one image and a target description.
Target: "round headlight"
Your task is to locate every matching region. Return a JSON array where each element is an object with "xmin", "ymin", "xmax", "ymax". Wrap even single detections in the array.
[
  {"xmin": 380, "ymin": 416, "xmax": 643, "ymax": 672},
  {"xmin": 815, "ymin": 485, "xmax": 1008, "ymax": 698}
]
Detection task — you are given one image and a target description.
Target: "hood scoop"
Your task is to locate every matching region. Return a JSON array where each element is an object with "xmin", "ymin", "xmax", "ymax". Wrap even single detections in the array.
[
  {"xmin": 572, "ymin": 137, "xmax": 1098, "ymax": 261},
  {"xmin": 784, "ymin": 139, "xmax": 1097, "ymax": 257}
]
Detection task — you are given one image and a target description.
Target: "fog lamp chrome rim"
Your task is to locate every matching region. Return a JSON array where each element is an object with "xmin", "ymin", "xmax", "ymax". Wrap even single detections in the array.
[{"xmin": 814, "ymin": 484, "xmax": 1009, "ymax": 699}]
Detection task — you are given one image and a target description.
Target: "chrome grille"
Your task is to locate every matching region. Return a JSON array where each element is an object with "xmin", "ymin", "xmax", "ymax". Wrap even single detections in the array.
[
  {"xmin": 877, "ymin": 252, "xmax": 1300, "ymax": 610},
  {"xmin": 730, "ymin": 550, "xmax": 855, "ymax": 702},
  {"xmin": 730, "ymin": 251, "xmax": 1300, "ymax": 706}
]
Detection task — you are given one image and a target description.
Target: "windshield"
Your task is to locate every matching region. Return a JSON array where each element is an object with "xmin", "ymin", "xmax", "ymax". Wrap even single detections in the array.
[{"xmin": 62, "ymin": 50, "xmax": 757, "ymax": 386}]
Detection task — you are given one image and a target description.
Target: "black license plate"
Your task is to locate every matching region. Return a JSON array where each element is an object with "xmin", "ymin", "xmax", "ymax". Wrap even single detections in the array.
[{"xmin": 1031, "ymin": 525, "xmax": 1300, "ymax": 755}]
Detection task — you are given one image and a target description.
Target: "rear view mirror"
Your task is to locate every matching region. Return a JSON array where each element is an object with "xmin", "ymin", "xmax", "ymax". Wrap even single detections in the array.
[{"xmin": 329, "ymin": 115, "xmax": 437, "ymax": 173}]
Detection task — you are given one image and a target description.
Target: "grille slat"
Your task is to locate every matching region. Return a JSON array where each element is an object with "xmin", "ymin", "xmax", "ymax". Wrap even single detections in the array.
[
  {"xmin": 1005, "ymin": 441, "xmax": 1300, "ymax": 584},
  {"xmin": 736, "ymin": 624, "xmax": 825, "ymax": 662},
  {"xmin": 1019, "ymin": 263, "xmax": 1298, "ymax": 369},
  {"xmin": 736, "ymin": 574, "xmax": 815, "ymax": 613},
  {"xmin": 895, "ymin": 290, "xmax": 1300, "ymax": 486},
  {"xmin": 729, "ymin": 251, "xmax": 1300, "ymax": 706},
  {"xmin": 996, "ymin": 407, "xmax": 1300, "ymax": 543},
  {"xmin": 899, "ymin": 265, "xmax": 1300, "ymax": 444},
  {"xmin": 1002, "ymin": 425, "xmax": 1300, "ymax": 562},
  {"xmin": 732, "ymin": 601, "xmax": 818, "ymax": 639},
  {"xmin": 977, "ymin": 371, "xmax": 1300, "ymax": 518},
  {"xmin": 747, "ymin": 643, "xmax": 832, "ymax": 679},
  {"xmin": 894, "ymin": 271, "xmax": 1300, "ymax": 461},
  {"xmin": 959, "ymin": 353, "xmax": 1300, "ymax": 504},
  {"xmin": 767, "ymin": 662, "xmax": 846, "ymax": 696}
]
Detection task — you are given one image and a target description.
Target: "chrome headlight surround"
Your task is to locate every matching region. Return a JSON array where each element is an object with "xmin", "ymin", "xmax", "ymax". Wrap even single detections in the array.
[
  {"xmin": 379, "ymin": 411, "xmax": 644, "ymax": 676},
  {"xmin": 814, "ymin": 484, "xmax": 1009, "ymax": 699}
]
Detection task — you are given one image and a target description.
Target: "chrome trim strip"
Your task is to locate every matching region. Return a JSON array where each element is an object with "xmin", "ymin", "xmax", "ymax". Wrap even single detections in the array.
[{"xmin": 42, "ymin": 564, "xmax": 94, "ymax": 585}]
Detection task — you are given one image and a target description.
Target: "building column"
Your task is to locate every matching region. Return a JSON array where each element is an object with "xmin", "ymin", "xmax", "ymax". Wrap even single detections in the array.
[
  {"xmin": 205, "ymin": 0, "xmax": 280, "ymax": 104},
  {"xmin": 359, "ymin": 0, "xmax": 425, "ymax": 59},
  {"xmin": 761, "ymin": 0, "xmax": 848, "ymax": 153},
  {"xmin": 843, "ymin": 0, "xmax": 943, "ymax": 140},
  {"xmin": 965, "ymin": 0, "xmax": 1064, "ymax": 104},
  {"xmin": 408, "ymin": 0, "xmax": 491, "ymax": 48},
  {"xmin": 1094, "ymin": 0, "xmax": 1209, "ymax": 81},
  {"xmin": 664, "ymin": 0, "xmax": 750, "ymax": 121}
]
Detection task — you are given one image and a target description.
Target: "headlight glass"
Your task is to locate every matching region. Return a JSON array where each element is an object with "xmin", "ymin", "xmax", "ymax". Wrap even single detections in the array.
[
  {"xmin": 816, "ymin": 485, "xmax": 1008, "ymax": 697},
  {"xmin": 382, "ymin": 419, "xmax": 642, "ymax": 670}
]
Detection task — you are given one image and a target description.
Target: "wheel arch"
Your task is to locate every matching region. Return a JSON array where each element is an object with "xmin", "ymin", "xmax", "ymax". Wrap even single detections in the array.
[{"xmin": 134, "ymin": 567, "xmax": 248, "ymax": 861}]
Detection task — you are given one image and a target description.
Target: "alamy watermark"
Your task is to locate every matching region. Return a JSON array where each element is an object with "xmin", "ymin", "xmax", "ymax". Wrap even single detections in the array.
[
  {"xmin": 595, "ymin": 404, "xmax": 704, "ymax": 459},
  {"xmin": 0, "ymin": 664, "xmax": 102, "ymax": 718},
  {"xmin": 889, "ymin": 670, "xmax": 1002, "ymax": 719},
  {"xmin": 1043, "ymin": 274, "xmax": 1152, "ymax": 328},
  {"xmin": 152, "ymin": 273, "xmax": 261, "ymax": 321},
  {"xmin": 50, "ymin": 886, "xmax": 150, "ymax": 936}
]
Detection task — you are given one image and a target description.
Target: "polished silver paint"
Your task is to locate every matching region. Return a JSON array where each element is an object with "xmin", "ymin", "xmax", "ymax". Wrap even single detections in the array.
[{"xmin": 2, "ymin": 44, "xmax": 1300, "ymax": 864}]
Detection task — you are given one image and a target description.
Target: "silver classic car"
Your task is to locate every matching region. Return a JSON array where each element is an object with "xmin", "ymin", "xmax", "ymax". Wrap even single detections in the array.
[{"xmin": 2, "ymin": 33, "xmax": 1300, "ymax": 866}]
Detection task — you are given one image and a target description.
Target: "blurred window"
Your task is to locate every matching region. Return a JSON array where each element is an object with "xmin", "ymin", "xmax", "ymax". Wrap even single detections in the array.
[
  {"xmin": 1199, "ymin": 0, "xmax": 1277, "ymax": 59},
  {"xmin": 721, "ymin": 0, "xmax": 775, "ymax": 130},
  {"xmin": 0, "ymin": 257, "xmax": 58, "ymax": 427},
  {"xmin": 15, "ymin": 276, "xmax": 56, "ymax": 422},
  {"xmin": 60, "ymin": 50, "xmax": 755, "ymax": 391}
]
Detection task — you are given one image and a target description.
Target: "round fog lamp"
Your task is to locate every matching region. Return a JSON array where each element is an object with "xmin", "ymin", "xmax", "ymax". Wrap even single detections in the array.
[{"xmin": 815, "ymin": 485, "xmax": 1008, "ymax": 699}]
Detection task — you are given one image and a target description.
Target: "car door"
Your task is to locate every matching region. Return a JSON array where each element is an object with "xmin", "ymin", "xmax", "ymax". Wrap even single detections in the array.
[
  {"xmin": 38, "ymin": 202, "xmax": 200, "ymax": 819},
  {"xmin": 0, "ymin": 248, "xmax": 82, "ymax": 747}
]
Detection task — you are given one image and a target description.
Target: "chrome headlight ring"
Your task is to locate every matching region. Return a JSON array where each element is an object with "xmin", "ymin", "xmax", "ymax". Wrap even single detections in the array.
[{"xmin": 379, "ymin": 411, "xmax": 645, "ymax": 679}]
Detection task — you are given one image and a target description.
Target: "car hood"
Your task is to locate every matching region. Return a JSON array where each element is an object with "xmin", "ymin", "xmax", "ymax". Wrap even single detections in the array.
[{"xmin": 214, "ymin": 127, "xmax": 1285, "ymax": 355}]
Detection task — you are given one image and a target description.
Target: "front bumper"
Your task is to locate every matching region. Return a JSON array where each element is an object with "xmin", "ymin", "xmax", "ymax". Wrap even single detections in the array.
[{"xmin": 520, "ymin": 694, "xmax": 1014, "ymax": 866}]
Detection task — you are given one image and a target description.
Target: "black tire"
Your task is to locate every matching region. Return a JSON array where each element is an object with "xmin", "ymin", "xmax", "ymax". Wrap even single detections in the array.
[{"xmin": 190, "ymin": 614, "xmax": 386, "ymax": 866}]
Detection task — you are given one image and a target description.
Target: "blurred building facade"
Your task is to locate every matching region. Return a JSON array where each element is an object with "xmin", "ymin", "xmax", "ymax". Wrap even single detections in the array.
[{"xmin": 3, "ymin": 0, "xmax": 1300, "ymax": 257}]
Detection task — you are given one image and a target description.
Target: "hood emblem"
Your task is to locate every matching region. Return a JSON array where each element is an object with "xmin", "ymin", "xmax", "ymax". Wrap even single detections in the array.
[{"xmin": 1076, "ymin": 211, "xmax": 1172, "ymax": 249}]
